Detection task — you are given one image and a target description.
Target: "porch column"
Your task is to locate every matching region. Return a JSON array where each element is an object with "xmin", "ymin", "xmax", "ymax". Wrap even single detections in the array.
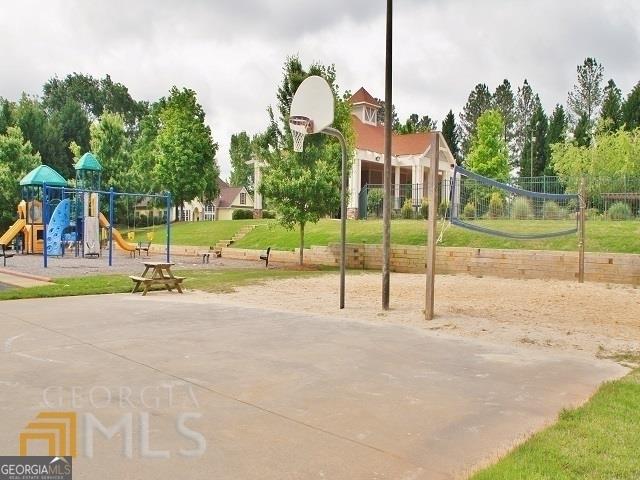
[
  {"xmin": 348, "ymin": 157, "xmax": 360, "ymax": 219},
  {"xmin": 417, "ymin": 164, "xmax": 425, "ymax": 204},
  {"xmin": 410, "ymin": 163, "xmax": 417, "ymax": 206},
  {"xmin": 394, "ymin": 165, "xmax": 400, "ymax": 209},
  {"xmin": 252, "ymin": 159, "xmax": 263, "ymax": 219}
]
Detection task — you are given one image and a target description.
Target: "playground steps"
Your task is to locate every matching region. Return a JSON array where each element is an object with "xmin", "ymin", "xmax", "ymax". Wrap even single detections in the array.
[{"xmin": 216, "ymin": 224, "xmax": 259, "ymax": 250}]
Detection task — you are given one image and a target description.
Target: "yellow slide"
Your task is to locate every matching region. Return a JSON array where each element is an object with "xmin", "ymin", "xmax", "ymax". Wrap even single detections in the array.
[
  {"xmin": 0, "ymin": 219, "xmax": 26, "ymax": 246},
  {"xmin": 98, "ymin": 213, "xmax": 136, "ymax": 252}
]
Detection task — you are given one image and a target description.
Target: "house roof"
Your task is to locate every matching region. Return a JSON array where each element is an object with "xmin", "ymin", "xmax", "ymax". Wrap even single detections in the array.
[
  {"xmin": 350, "ymin": 87, "xmax": 379, "ymax": 107},
  {"xmin": 20, "ymin": 165, "xmax": 68, "ymax": 187},
  {"xmin": 74, "ymin": 152, "xmax": 103, "ymax": 172},
  {"xmin": 351, "ymin": 115, "xmax": 434, "ymax": 156},
  {"xmin": 215, "ymin": 187, "xmax": 243, "ymax": 208},
  {"xmin": 217, "ymin": 177, "xmax": 229, "ymax": 190}
]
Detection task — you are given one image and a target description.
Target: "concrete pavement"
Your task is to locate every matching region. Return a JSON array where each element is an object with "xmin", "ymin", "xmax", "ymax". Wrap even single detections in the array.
[{"xmin": 0, "ymin": 294, "xmax": 626, "ymax": 479}]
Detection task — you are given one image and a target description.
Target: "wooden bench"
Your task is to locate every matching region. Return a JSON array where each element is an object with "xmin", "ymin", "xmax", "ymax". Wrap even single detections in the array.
[
  {"xmin": 259, "ymin": 247, "xmax": 271, "ymax": 268},
  {"xmin": 129, "ymin": 275, "xmax": 185, "ymax": 296},
  {"xmin": 1, "ymin": 244, "xmax": 14, "ymax": 267},
  {"xmin": 136, "ymin": 241, "xmax": 152, "ymax": 257}
]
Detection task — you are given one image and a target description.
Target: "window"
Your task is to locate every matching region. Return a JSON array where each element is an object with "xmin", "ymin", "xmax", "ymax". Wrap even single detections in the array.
[{"xmin": 240, "ymin": 192, "xmax": 246, "ymax": 205}]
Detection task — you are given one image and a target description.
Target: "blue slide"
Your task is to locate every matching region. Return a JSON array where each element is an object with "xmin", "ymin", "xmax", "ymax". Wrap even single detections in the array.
[{"xmin": 46, "ymin": 199, "xmax": 71, "ymax": 256}]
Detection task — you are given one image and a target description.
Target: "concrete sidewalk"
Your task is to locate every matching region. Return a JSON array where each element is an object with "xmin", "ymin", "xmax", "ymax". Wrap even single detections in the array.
[{"xmin": 0, "ymin": 294, "xmax": 626, "ymax": 479}]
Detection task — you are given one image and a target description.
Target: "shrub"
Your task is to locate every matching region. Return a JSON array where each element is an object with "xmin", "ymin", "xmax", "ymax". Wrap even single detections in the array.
[
  {"xmin": 586, "ymin": 207, "xmax": 600, "ymax": 220},
  {"xmin": 542, "ymin": 201, "xmax": 561, "ymax": 219},
  {"xmin": 262, "ymin": 210, "xmax": 276, "ymax": 219},
  {"xmin": 607, "ymin": 202, "xmax": 632, "ymax": 220},
  {"xmin": 511, "ymin": 198, "xmax": 532, "ymax": 219},
  {"xmin": 420, "ymin": 200, "xmax": 429, "ymax": 219},
  {"xmin": 438, "ymin": 200, "xmax": 449, "ymax": 219},
  {"xmin": 401, "ymin": 199, "xmax": 414, "ymax": 219},
  {"xmin": 463, "ymin": 202, "xmax": 476, "ymax": 219},
  {"xmin": 488, "ymin": 192, "xmax": 504, "ymax": 219},
  {"xmin": 367, "ymin": 188, "xmax": 384, "ymax": 216},
  {"xmin": 232, "ymin": 208, "xmax": 254, "ymax": 220}
]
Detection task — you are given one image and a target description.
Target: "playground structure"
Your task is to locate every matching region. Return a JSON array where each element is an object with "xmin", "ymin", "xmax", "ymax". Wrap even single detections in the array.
[{"xmin": 0, "ymin": 153, "xmax": 172, "ymax": 268}]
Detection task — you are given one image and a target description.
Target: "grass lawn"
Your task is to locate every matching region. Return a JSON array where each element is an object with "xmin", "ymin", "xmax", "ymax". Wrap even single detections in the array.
[
  {"xmin": 471, "ymin": 367, "xmax": 640, "ymax": 479},
  {"xmin": 0, "ymin": 267, "xmax": 324, "ymax": 301},
  {"xmin": 232, "ymin": 219, "xmax": 640, "ymax": 254}
]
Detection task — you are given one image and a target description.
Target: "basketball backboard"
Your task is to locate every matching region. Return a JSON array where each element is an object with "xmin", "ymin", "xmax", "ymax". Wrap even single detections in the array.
[{"xmin": 289, "ymin": 75, "xmax": 334, "ymax": 152}]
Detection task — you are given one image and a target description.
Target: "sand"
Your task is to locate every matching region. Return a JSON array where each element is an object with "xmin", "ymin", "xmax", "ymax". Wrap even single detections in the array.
[{"xmin": 208, "ymin": 272, "xmax": 640, "ymax": 360}]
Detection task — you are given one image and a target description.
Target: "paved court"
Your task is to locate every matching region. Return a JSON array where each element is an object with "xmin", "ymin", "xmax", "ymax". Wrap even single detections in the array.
[{"xmin": 0, "ymin": 294, "xmax": 625, "ymax": 479}]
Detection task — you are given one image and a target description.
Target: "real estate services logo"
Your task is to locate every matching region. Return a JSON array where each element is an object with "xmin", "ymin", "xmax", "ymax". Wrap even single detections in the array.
[{"xmin": 0, "ymin": 456, "xmax": 72, "ymax": 480}]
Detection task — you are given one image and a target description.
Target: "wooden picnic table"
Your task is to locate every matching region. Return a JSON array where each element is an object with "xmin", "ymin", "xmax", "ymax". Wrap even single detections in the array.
[{"xmin": 130, "ymin": 261, "xmax": 184, "ymax": 296}]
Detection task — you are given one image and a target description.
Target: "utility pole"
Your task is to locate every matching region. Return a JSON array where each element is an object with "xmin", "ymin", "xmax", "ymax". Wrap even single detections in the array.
[{"xmin": 382, "ymin": 0, "xmax": 393, "ymax": 310}]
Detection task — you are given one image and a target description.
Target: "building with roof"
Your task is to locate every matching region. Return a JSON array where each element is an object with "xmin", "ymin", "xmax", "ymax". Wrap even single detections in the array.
[{"xmin": 179, "ymin": 179, "xmax": 254, "ymax": 222}]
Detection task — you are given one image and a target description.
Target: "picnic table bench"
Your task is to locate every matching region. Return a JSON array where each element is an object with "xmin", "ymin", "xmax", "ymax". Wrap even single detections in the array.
[
  {"xmin": 1, "ymin": 244, "xmax": 14, "ymax": 267},
  {"xmin": 130, "ymin": 261, "xmax": 184, "ymax": 296}
]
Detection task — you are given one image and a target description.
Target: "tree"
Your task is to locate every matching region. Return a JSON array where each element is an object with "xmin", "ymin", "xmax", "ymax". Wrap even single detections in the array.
[
  {"xmin": 513, "ymin": 79, "xmax": 536, "ymax": 167},
  {"xmin": 397, "ymin": 113, "xmax": 436, "ymax": 134},
  {"xmin": 573, "ymin": 114, "xmax": 591, "ymax": 147},
  {"xmin": 229, "ymin": 131, "xmax": 254, "ymax": 191},
  {"xmin": 520, "ymin": 103, "xmax": 549, "ymax": 177},
  {"xmin": 622, "ymin": 81, "xmax": 640, "ymax": 131},
  {"xmin": 567, "ymin": 57, "xmax": 604, "ymax": 129},
  {"xmin": 375, "ymin": 98, "xmax": 400, "ymax": 130},
  {"xmin": 492, "ymin": 79, "xmax": 515, "ymax": 152},
  {"xmin": 155, "ymin": 87, "xmax": 219, "ymax": 216},
  {"xmin": 459, "ymin": 83, "xmax": 492, "ymax": 157},
  {"xmin": 0, "ymin": 98, "xmax": 14, "ymax": 134},
  {"xmin": 547, "ymin": 105, "xmax": 569, "ymax": 147},
  {"xmin": 90, "ymin": 111, "xmax": 132, "ymax": 191},
  {"xmin": 441, "ymin": 110, "xmax": 461, "ymax": 165},
  {"xmin": 0, "ymin": 127, "xmax": 41, "ymax": 229},
  {"xmin": 600, "ymin": 79, "xmax": 623, "ymax": 132},
  {"xmin": 466, "ymin": 110, "xmax": 509, "ymax": 181},
  {"xmin": 50, "ymin": 99, "xmax": 91, "ymax": 178},
  {"xmin": 130, "ymin": 100, "xmax": 164, "ymax": 193},
  {"xmin": 257, "ymin": 55, "xmax": 354, "ymax": 265}
]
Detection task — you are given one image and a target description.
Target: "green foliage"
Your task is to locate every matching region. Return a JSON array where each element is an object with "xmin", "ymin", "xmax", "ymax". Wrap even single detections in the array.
[
  {"xmin": 463, "ymin": 202, "xmax": 476, "ymax": 219},
  {"xmin": 514, "ymin": 79, "xmax": 536, "ymax": 167},
  {"xmin": 438, "ymin": 200, "xmax": 449, "ymax": 219},
  {"xmin": 600, "ymin": 79, "xmax": 623, "ymax": 132},
  {"xmin": 420, "ymin": 200, "xmax": 429, "ymax": 220},
  {"xmin": 367, "ymin": 188, "xmax": 383, "ymax": 216},
  {"xmin": 232, "ymin": 208, "xmax": 254, "ymax": 220},
  {"xmin": 622, "ymin": 81, "xmax": 640, "ymax": 131},
  {"xmin": 0, "ymin": 127, "xmax": 41, "ymax": 229},
  {"xmin": 460, "ymin": 83, "xmax": 492, "ymax": 157},
  {"xmin": 229, "ymin": 131, "xmax": 254, "ymax": 191},
  {"xmin": 492, "ymin": 79, "xmax": 515, "ymax": 151},
  {"xmin": 155, "ymin": 87, "xmax": 219, "ymax": 206},
  {"xmin": 488, "ymin": 192, "xmax": 505, "ymax": 218},
  {"xmin": 441, "ymin": 110, "xmax": 460, "ymax": 165},
  {"xmin": 261, "ymin": 210, "xmax": 276, "ymax": 219},
  {"xmin": 396, "ymin": 113, "xmax": 436, "ymax": 134},
  {"xmin": 568, "ymin": 57, "xmax": 604, "ymax": 127},
  {"xmin": 573, "ymin": 113, "xmax": 591, "ymax": 147},
  {"xmin": 401, "ymin": 199, "xmax": 414, "ymax": 219},
  {"xmin": 466, "ymin": 110, "xmax": 510, "ymax": 181},
  {"xmin": 90, "ymin": 111, "xmax": 131, "ymax": 191},
  {"xmin": 607, "ymin": 202, "xmax": 632, "ymax": 220},
  {"xmin": 511, "ymin": 197, "xmax": 532, "ymax": 219},
  {"xmin": 520, "ymin": 101, "xmax": 549, "ymax": 177},
  {"xmin": 542, "ymin": 201, "xmax": 562, "ymax": 219}
]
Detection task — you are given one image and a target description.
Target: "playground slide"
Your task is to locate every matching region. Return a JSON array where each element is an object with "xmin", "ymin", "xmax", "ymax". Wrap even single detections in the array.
[
  {"xmin": 98, "ymin": 213, "xmax": 136, "ymax": 252},
  {"xmin": 0, "ymin": 219, "xmax": 26, "ymax": 246},
  {"xmin": 46, "ymin": 199, "xmax": 71, "ymax": 256}
]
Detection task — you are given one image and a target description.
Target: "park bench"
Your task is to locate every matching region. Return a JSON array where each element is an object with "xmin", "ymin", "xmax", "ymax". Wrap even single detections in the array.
[
  {"xmin": 136, "ymin": 241, "xmax": 152, "ymax": 257},
  {"xmin": 260, "ymin": 247, "xmax": 271, "ymax": 268},
  {"xmin": 1, "ymin": 244, "xmax": 14, "ymax": 267},
  {"xmin": 198, "ymin": 248, "xmax": 222, "ymax": 264}
]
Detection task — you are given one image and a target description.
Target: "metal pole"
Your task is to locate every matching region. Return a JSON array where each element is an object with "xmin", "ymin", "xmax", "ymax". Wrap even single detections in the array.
[
  {"xmin": 166, "ymin": 192, "xmax": 171, "ymax": 263},
  {"xmin": 323, "ymin": 127, "xmax": 348, "ymax": 309},
  {"xmin": 425, "ymin": 135, "xmax": 439, "ymax": 320},
  {"xmin": 578, "ymin": 177, "xmax": 586, "ymax": 283},
  {"xmin": 109, "ymin": 187, "xmax": 114, "ymax": 267},
  {"xmin": 382, "ymin": 0, "xmax": 393, "ymax": 310},
  {"xmin": 43, "ymin": 183, "xmax": 48, "ymax": 269}
]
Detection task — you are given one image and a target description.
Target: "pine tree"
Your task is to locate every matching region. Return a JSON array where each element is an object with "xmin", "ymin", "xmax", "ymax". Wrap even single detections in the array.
[
  {"xmin": 520, "ymin": 103, "xmax": 549, "ymax": 177},
  {"xmin": 441, "ymin": 110, "xmax": 460, "ymax": 165},
  {"xmin": 492, "ymin": 79, "xmax": 515, "ymax": 150},
  {"xmin": 567, "ymin": 57, "xmax": 604, "ymax": 127},
  {"xmin": 600, "ymin": 79, "xmax": 623, "ymax": 132},
  {"xmin": 547, "ymin": 105, "xmax": 568, "ymax": 147},
  {"xmin": 573, "ymin": 114, "xmax": 591, "ymax": 147},
  {"xmin": 622, "ymin": 81, "xmax": 640, "ymax": 131},
  {"xmin": 459, "ymin": 83, "xmax": 492, "ymax": 158},
  {"xmin": 513, "ymin": 79, "xmax": 536, "ymax": 168}
]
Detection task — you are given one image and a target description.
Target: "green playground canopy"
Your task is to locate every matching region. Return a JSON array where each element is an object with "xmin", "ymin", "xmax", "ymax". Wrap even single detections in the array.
[
  {"xmin": 74, "ymin": 152, "xmax": 103, "ymax": 171},
  {"xmin": 20, "ymin": 165, "xmax": 68, "ymax": 187}
]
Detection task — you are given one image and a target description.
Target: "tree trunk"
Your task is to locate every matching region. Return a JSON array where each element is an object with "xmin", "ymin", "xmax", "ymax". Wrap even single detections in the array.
[{"xmin": 299, "ymin": 222, "xmax": 305, "ymax": 266}]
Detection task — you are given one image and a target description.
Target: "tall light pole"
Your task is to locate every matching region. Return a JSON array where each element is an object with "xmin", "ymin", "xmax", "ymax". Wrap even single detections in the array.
[
  {"xmin": 530, "ymin": 133, "xmax": 536, "ymax": 178},
  {"xmin": 382, "ymin": 0, "xmax": 393, "ymax": 310}
]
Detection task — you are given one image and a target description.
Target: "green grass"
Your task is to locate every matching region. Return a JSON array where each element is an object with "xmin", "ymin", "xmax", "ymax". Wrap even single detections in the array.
[
  {"xmin": 232, "ymin": 219, "xmax": 640, "ymax": 254},
  {"xmin": 0, "ymin": 267, "xmax": 324, "ymax": 301},
  {"xmin": 471, "ymin": 367, "xmax": 640, "ymax": 479}
]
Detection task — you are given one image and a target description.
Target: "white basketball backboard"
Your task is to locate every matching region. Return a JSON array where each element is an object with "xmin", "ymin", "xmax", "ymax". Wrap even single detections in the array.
[{"xmin": 289, "ymin": 76, "xmax": 334, "ymax": 134}]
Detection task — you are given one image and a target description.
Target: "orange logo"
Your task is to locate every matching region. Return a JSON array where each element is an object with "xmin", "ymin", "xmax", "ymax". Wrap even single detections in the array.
[{"xmin": 19, "ymin": 412, "xmax": 77, "ymax": 457}]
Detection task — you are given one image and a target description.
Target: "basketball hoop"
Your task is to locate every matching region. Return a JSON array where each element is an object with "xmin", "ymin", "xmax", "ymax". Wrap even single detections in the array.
[{"xmin": 289, "ymin": 116, "xmax": 314, "ymax": 153}]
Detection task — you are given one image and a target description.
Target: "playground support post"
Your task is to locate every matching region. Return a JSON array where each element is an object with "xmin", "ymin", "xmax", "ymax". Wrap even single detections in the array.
[
  {"xmin": 108, "ymin": 187, "xmax": 114, "ymax": 267},
  {"xmin": 425, "ymin": 135, "xmax": 439, "ymax": 320},
  {"xmin": 43, "ymin": 183, "xmax": 48, "ymax": 269},
  {"xmin": 578, "ymin": 177, "xmax": 586, "ymax": 283},
  {"xmin": 381, "ymin": 0, "xmax": 393, "ymax": 311},
  {"xmin": 166, "ymin": 192, "xmax": 171, "ymax": 263}
]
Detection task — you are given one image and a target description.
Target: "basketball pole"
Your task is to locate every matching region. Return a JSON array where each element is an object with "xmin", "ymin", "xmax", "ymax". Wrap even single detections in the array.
[
  {"xmin": 578, "ymin": 176, "xmax": 586, "ymax": 284},
  {"xmin": 425, "ymin": 134, "xmax": 439, "ymax": 320},
  {"xmin": 323, "ymin": 127, "xmax": 348, "ymax": 309},
  {"xmin": 382, "ymin": 0, "xmax": 393, "ymax": 310}
]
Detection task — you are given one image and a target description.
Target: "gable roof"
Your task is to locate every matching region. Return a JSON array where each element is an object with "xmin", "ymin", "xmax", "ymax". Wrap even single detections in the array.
[
  {"xmin": 20, "ymin": 165, "xmax": 68, "ymax": 187},
  {"xmin": 350, "ymin": 87, "xmax": 379, "ymax": 107},
  {"xmin": 351, "ymin": 115, "xmax": 434, "ymax": 156},
  {"xmin": 217, "ymin": 177, "xmax": 229, "ymax": 190},
  {"xmin": 215, "ymin": 187, "xmax": 244, "ymax": 208}
]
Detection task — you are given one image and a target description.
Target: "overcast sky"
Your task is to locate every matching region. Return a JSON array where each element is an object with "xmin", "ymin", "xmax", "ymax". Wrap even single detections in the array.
[{"xmin": 1, "ymin": 0, "xmax": 639, "ymax": 178}]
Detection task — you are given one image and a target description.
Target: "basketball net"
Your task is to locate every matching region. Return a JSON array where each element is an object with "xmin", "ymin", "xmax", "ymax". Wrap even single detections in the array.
[{"xmin": 289, "ymin": 116, "xmax": 313, "ymax": 152}]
